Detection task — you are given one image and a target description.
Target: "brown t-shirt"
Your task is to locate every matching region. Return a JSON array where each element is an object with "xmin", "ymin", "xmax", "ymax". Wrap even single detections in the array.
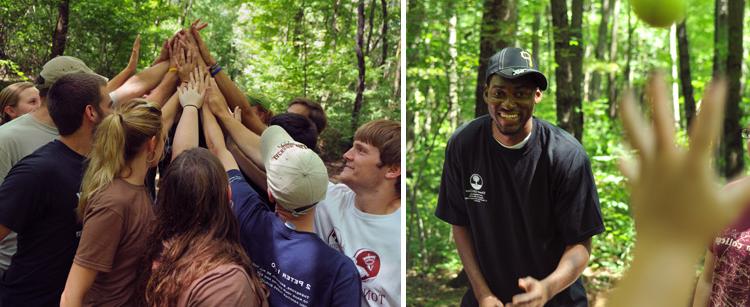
[
  {"xmin": 178, "ymin": 264, "xmax": 268, "ymax": 307},
  {"xmin": 74, "ymin": 179, "xmax": 155, "ymax": 306}
]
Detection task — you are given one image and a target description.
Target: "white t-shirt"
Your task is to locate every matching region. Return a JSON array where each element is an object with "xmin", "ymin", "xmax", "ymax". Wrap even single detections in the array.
[{"xmin": 314, "ymin": 183, "xmax": 400, "ymax": 307}]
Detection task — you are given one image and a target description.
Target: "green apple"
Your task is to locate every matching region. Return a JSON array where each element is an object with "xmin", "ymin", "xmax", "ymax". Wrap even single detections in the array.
[{"xmin": 632, "ymin": 0, "xmax": 686, "ymax": 28}]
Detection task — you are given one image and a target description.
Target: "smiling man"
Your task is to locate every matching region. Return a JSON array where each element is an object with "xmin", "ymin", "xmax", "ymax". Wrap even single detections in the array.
[
  {"xmin": 314, "ymin": 119, "xmax": 401, "ymax": 306},
  {"xmin": 435, "ymin": 47, "xmax": 604, "ymax": 307}
]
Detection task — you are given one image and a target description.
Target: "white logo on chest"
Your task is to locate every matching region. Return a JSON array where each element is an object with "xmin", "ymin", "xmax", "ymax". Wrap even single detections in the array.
[{"xmin": 470, "ymin": 174, "xmax": 483, "ymax": 190}]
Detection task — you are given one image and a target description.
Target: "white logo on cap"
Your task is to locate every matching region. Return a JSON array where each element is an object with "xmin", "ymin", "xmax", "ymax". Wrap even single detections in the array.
[{"xmin": 513, "ymin": 68, "xmax": 531, "ymax": 76}]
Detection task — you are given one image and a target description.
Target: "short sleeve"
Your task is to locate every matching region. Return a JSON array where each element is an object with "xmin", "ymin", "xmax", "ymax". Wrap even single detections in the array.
[
  {"xmin": 330, "ymin": 260, "xmax": 362, "ymax": 307},
  {"xmin": 0, "ymin": 161, "xmax": 42, "ymax": 232},
  {"xmin": 184, "ymin": 266, "xmax": 264, "ymax": 307},
  {"xmin": 228, "ymin": 169, "xmax": 267, "ymax": 228},
  {"xmin": 435, "ymin": 139, "xmax": 469, "ymax": 226},
  {"xmin": 553, "ymin": 151, "xmax": 605, "ymax": 245},
  {"xmin": 74, "ymin": 204, "xmax": 125, "ymax": 272},
  {"xmin": 0, "ymin": 145, "xmax": 13, "ymax": 183}
]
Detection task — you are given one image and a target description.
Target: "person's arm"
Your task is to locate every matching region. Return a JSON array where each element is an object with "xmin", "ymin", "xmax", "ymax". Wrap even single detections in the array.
[
  {"xmin": 205, "ymin": 83, "xmax": 263, "ymax": 168},
  {"xmin": 692, "ymin": 250, "xmax": 716, "ymax": 307},
  {"xmin": 453, "ymin": 225, "xmax": 503, "ymax": 306},
  {"xmin": 110, "ymin": 61, "xmax": 170, "ymax": 105},
  {"xmin": 190, "ymin": 25, "xmax": 266, "ymax": 134},
  {"xmin": 144, "ymin": 70, "xmax": 178, "ymax": 108},
  {"xmin": 511, "ymin": 240, "xmax": 591, "ymax": 306},
  {"xmin": 202, "ymin": 80, "xmax": 238, "ymax": 171},
  {"xmin": 171, "ymin": 67, "xmax": 207, "ymax": 160},
  {"xmin": 59, "ymin": 264, "xmax": 98, "ymax": 307},
  {"xmin": 160, "ymin": 92, "xmax": 180, "ymax": 139},
  {"xmin": 106, "ymin": 34, "xmax": 141, "ymax": 92},
  {"xmin": 226, "ymin": 136, "xmax": 267, "ymax": 191}
]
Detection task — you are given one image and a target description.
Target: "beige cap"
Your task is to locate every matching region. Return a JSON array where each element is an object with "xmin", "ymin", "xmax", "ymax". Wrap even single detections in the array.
[
  {"xmin": 38, "ymin": 56, "xmax": 107, "ymax": 89},
  {"xmin": 260, "ymin": 126, "xmax": 328, "ymax": 213}
]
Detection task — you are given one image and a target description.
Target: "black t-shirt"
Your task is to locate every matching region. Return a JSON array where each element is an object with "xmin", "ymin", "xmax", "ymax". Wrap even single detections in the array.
[
  {"xmin": 0, "ymin": 140, "xmax": 84, "ymax": 306},
  {"xmin": 435, "ymin": 116, "xmax": 604, "ymax": 307}
]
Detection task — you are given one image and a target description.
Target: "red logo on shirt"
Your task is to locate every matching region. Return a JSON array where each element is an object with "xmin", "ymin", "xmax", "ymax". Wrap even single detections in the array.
[{"xmin": 354, "ymin": 249, "xmax": 380, "ymax": 282}]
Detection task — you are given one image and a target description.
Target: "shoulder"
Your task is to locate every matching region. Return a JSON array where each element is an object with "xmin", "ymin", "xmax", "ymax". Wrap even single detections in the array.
[
  {"xmin": 449, "ymin": 116, "xmax": 488, "ymax": 145},
  {"xmin": 321, "ymin": 182, "xmax": 354, "ymax": 209},
  {"xmin": 536, "ymin": 118, "xmax": 589, "ymax": 162},
  {"xmin": 185, "ymin": 264, "xmax": 263, "ymax": 307}
]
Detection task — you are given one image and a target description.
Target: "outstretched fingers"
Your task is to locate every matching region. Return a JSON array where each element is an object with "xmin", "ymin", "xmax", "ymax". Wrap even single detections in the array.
[
  {"xmin": 646, "ymin": 72, "xmax": 676, "ymax": 154},
  {"xmin": 688, "ymin": 78, "xmax": 727, "ymax": 162},
  {"xmin": 620, "ymin": 90, "xmax": 653, "ymax": 159}
]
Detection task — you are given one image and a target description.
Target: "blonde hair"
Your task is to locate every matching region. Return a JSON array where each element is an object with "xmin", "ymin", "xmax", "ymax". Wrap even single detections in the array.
[
  {"xmin": 0, "ymin": 82, "xmax": 35, "ymax": 125},
  {"xmin": 78, "ymin": 99, "xmax": 162, "ymax": 217}
]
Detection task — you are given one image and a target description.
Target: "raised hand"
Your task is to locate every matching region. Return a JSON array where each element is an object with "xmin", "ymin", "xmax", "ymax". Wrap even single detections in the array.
[
  {"xmin": 190, "ymin": 22, "xmax": 216, "ymax": 67},
  {"xmin": 608, "ymin": 72, "xmax": 750, "ymax": 307},
  {"xmin": 205, "ymin": 77, "xmax": 231, "ymax": 118},
  {"xmin": 178, "ymin": 67, "xmax": 208, "ymax": 109},
  {"xmin": 174, "ymin": 40, "xmax": 196, "ymax": 83},
  {"xmin": 127, "ymin": 34, "xmax": 141, "ymax": 72}
]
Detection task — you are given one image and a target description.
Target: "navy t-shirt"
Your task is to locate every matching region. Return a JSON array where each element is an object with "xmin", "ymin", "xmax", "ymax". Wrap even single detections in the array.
[
  {"xmin": 436, "ymin": 116, "xmax": 604, "ymax": 307},
  {"xmin": 228, "ymin": 169, "xmax": 361, "ymax": 306},
  {"xmin": 0, "ymin": 140, "xmax": 84, "ymax": 306}
]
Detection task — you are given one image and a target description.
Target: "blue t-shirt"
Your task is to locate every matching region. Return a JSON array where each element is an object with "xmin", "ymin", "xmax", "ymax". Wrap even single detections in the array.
[
  {"xmin": 228, "ymin": 169, "xmax": 361, "ymax": 307},
  {"xmin": 0, "ymin": 140, "xmax": 84, "ymax": 306}
]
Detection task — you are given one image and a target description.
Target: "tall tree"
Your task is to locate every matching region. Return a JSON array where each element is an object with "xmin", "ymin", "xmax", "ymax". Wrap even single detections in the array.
[
  {"xmin": 551, "ymin": 0, "xmax": 585, "ymax": 141},
  {"xmin": 474, "ymin": 0, "xmax": 517, "ymax": 118},
  {"xmin": 352, "ymin": 0, "xmax": 366, "ymax": 134},
  {"xmin": 607, "ymin": 0, "xmax": 621, "ymax": 118},
  {"xmin": 676, "ymin": 21, "xmax": 696, "ymax": 129},
  {"xmin": 49, "ymin": 0, "xmax": 70, "ymax": 59},
  {"xmin": 380, "ymin": 0, "xmax": 388, "ymax": 66},
  {"xmin": 713, "ymin": 0, "xmax": 728, "ymax": 76},
  {"xmin": 589, "ymin": 0, "xmax": 613, "ymax": 101},
  {"xmin": 447, "ymin": 2, "xmax": 459, "ymax": 130},
  {"xmin": 722, "ymin": 0, "xmax": 744, "ymax": 177}
]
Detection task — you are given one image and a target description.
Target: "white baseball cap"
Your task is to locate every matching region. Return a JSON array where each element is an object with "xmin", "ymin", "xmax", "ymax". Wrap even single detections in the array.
[
  {"xmin": 37, "ymin": 56, "xmax": 108, "ymax": 90},
  {"xmin": 260, "ymin": 125, "xmax": 328, "ymax": 214}
]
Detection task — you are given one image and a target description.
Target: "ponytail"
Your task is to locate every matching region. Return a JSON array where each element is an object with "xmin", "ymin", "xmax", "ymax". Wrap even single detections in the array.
[{"xmin": 78, "ymin": 99, "xmax": 162, "ymax": 218}]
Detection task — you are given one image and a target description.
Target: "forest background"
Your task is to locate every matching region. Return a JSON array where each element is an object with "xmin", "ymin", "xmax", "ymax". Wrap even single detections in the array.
[
  {"xmin": 406, "ymin": 0, "xmax": 750, "ymax": 305},
  {"xmin": 0, "ymin": 0, "xmax": 401, "ymax": 162}
]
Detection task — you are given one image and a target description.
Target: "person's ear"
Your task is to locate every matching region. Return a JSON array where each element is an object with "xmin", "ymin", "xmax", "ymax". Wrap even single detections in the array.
[
  {"xmin": 385, "ymin": 165, "xmax": 400, "ymax": 180},
  {"xmin": 534, "ymin": 89, "xmax": 543, "ymax": 104},
  {"xmin": 85, "ymin": 105, "xmax": 98, "ymax": 122},
  {"xmin": 147, "ymin": 135, "xmax": 158, "ymax": 153},
  {"xmin": 3, "ymin": 106, "xmax": 17, "ymax": 119}
]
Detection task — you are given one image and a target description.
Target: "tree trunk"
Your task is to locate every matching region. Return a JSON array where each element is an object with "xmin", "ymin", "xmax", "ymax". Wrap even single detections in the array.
[
  {"xmin": 676, "ymin": 21, "xmax": 696, "ymax": 129},
  {"xmin": 352, "ymin": 0, "xmax": 366, "ymax": 134},
  {"xmin": 551, "ymin": 0, "xmax": 585, "ymax": 142},
  {"xmin": 49, "ymin": 0, "xmax": 69, "ymax": 59},
  {"xmin": 448, "ymin": 4, "xmax": 459, "ymax": 130},
  {"xmin": 713, "ymin": 0, "xmax": 728, "ymax": 76},
  {"xmin": 532, "ymin": 9, "xmax": 541, "ymax": 68},
  {"xmin": 380, "ymin": 0, "xmax": 388, "ymax": 66},
  {"xmin": 722, "ymin": 0, "xmax": 744, "ymax": 178},
  {"xmin": 474, "ymin": 0, "xmax": 517, "ymax": 118},
  {"xmin": 607, "ymin": 0, "xmax": 622, "ymax": 118},
  {"xmin": 366, "ymin": 0, "xmax": 376, "ymax": 54},
  {"xmin": 590, "ymin": 0, "xmax": 611, "ymax": 101}
]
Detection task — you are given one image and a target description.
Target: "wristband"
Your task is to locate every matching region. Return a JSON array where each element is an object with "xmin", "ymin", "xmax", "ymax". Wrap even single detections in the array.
[
  {"xmin": 183, "ymin": 104, "xmax": 199, "ymax": 110},
  {"xmin": 168, "ymin": 67, "xmax": 177, "ymax": 73},
  {"xmin": 210, "ymin": 65, "xmax": 222, "ymax": 77}
]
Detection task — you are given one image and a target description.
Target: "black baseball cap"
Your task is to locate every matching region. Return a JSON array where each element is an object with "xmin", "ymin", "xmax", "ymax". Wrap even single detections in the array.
[{"xmin": 486, "ymin": 47, "xmax": 548, "ymax": 91}]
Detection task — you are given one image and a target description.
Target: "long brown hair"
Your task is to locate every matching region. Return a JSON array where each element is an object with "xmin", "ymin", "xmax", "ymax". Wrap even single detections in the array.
[
  {"xmin": 141, "ymin": 148, "xmax": 267, "ymax": 306},
  {"xmin": 0, "ymin": 82, "xmax": 35, "ymax": 125},
  {"xmin": 79, "ymin": 99, "xmax": 162, "ymax": 217}
]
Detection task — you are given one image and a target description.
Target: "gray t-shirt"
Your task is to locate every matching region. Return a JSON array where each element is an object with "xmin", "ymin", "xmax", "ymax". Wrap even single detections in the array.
[{"xmin": 0, "ymin": 112, "xmax": 58, "ymax": 271}]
